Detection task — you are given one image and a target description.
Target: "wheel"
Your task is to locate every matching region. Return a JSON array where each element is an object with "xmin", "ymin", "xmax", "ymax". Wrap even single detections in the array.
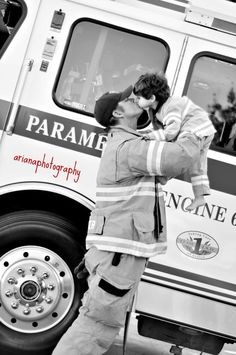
[{"xmin": 0, "ymin": 210, "xmax": 86, "ymax": 355}]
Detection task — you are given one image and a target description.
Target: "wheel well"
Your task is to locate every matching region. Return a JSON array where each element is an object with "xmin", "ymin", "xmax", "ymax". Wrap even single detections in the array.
[
  {"xmin": 0, "ymin": 190, "xmax": 91, "ymax": 238},
  {"xmin": 137, "ymin": 315, "xmax": 232, "ymax": 354}
]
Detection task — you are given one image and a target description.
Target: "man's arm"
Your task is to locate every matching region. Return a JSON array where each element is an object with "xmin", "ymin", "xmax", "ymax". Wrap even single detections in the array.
[{"xmin": 126, "ymin": 134, "xmax": 200, "ymax": 178}]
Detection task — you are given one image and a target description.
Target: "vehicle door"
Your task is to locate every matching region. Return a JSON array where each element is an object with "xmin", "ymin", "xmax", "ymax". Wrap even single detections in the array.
[{"xmin": 0, "ymin": 0, "xmax": 41, "ymax": 142}]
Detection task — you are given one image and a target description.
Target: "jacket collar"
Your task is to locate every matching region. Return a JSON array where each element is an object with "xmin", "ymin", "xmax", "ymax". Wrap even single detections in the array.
[{"xmin": 109, "ymin": 125, "xmax": 142, "ymax": 137}]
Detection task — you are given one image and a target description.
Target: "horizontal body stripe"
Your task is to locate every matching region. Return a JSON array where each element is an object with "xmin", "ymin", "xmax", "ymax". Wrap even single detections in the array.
[
  {"xmin": 101, "ymin": 190, "xmax": 165, "ymax": 198},
  {"xmin": 191, "ymin": 175, "xmax": 208, "ymax": 182},
  {"xmin": 96, "ymin": 181, "xmax": 161, "ymax": 201},
  {"xmin": 146, "ymin": 262, "xmax": 236, "ymax": 292},
  {"xmin": 208, "ymin": 158, "xmax": 236, "ymax": 195},
  {"xmin": 191, "ymin": 179, "xmax": 209, "ymax": 184},
  {"xmin": 86, "ymin": 235, "xmax": 167, "ymax": 257},
  {"xmin": 96, "ymin": 190, "xmax": 155, "ymax": 201},
  {"xmin": 87, "ymin": 235, "xmax": 163, "ymax": 249},
  {"xmin": 142, "ymin": 273, "xmax": 236, "ymax": 303},
  {"xmin": 13, "ymin": 105, "xmax": 106, "ymax": 158},
  {"xmin": 192, "ymin": 181, "xmax": 209, "ymax": 187},
  {"xmin": 87, "ymin": 244, "xmax": 167, "ymax": 258},
  {"xmin": 140, "ymin": 0, "xmax": 188, "ymax": 13},
  {"xmin": 96, "ymin": 181, "xmax": 155, "ymax": 193},
  {"xmin": 0, "ymin": 101, "xmax": 234, "ymax": 195},
  {"xmin": 0, "ymin": 98, "xmax": 11, "ymax": 130}
]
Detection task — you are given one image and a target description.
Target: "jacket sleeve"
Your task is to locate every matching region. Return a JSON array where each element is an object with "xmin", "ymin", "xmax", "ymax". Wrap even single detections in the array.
[
  {"xmin": 142, "ymin": 104, "xmax": 182, "ymax": 141},
  {"xmin": 163, "ymin": 117, "xmax": 181, "ymax": 141},
  {"xmin": 126, "ymin": 134, "xmax": 200, "ymax": 178},
  {"xmin": 161, "ymin": 106, "xmax": 182, "ymax": 141}
]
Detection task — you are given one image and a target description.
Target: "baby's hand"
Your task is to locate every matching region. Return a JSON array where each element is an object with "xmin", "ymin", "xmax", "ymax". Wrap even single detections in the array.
[
  {"xmin": 142, "ymin": 134, "xmax": 151, "ymax": 141},
  {"xmin": 143, "ymin": 132, "xmax": 158, "ymax": 141}
]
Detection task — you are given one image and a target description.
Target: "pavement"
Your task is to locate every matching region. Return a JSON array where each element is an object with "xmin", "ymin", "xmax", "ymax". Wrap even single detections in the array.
[{"xmin": 104, "ymin": 314, "xmax": 236, "ymax": 355}]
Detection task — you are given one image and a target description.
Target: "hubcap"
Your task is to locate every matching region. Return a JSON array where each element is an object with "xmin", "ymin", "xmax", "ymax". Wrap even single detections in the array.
[
  {"xmin": 0, "ymin": 246, "xmax": 75, "ymax": 333},
  {"xmin": 20, "ymin": 280, "xmax": 40, "ymax": 300}
]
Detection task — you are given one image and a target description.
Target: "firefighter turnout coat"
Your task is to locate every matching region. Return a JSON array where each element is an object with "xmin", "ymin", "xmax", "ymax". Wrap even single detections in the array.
[{"xmin": 86, "ymin": 125, "xmax": 199, "ymax": 258}]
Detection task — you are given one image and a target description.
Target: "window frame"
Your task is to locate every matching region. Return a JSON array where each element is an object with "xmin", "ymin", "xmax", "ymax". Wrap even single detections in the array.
[
  {"xmin": 182, "ymin": 51, "xmax": 236, "ymax": 157},
  {"xmin": 52, "ymin": 17, "xmax": 170, "ymax": 119},
  {"xmin": 0, "ymin": 0, "xmax": 27, "ymax": 59}
]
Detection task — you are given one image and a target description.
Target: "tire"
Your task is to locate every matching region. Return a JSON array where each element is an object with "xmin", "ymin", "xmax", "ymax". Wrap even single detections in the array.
[{"xmin": 0, "ymin": 210, "xmax": 86, "ymax": 355}]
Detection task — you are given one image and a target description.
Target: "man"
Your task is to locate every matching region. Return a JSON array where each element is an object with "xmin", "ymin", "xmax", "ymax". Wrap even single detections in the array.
[{"xmin": 52, "ymin": 86, "xmax": 199, "ymax": 355}]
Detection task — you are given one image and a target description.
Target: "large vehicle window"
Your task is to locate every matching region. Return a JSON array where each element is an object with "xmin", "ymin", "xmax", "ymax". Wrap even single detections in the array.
[
  {"xmin": 0, "ymin": 0, "xmax": 25, "ymax": 56},
  {"xmin": 54, "ymin": 20, "xmax": 168, "ymax": 115},
  {"xmin": 184, "ymin": 55, "xmax": 236, "ymax": 156}
]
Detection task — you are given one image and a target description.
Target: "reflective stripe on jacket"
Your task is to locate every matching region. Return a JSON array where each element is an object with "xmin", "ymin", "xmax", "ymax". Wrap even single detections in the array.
[{"xmin": 86, "ymin": 125, "xmax": 199, "ymax": 258}]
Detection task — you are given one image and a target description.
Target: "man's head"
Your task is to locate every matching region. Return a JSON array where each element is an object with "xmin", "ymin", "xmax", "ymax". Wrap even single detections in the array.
[
  {"xmin": 133, "ymin": 72, "xmax": 170, "ymax": 111},
  {"xmin": 94, "ymin": 86, "xmax": 147, "ymax": 129}
]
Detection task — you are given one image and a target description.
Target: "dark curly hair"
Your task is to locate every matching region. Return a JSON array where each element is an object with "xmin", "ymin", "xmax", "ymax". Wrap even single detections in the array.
[{"xmin": 133, "ymin": 73, "xmax": 170, "ymax": 110}]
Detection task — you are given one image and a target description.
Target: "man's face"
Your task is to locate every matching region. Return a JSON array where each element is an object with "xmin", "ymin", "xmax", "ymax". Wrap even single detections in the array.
[
  {"xmin": 117, "ymin": 97, "xmax": 143, "ymax": 118},
  {"xmin": 135, "ymin": 95, "xmax": 153, "ymax": 109}
]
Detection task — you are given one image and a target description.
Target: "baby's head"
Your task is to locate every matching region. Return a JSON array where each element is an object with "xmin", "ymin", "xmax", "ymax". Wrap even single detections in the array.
[{"xmin": 133, "ymin": 72, "xmax": 170, "ymax": 111}]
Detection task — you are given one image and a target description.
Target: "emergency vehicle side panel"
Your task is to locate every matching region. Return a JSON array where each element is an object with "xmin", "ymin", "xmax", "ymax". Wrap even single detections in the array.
[{"xmin": 0, "ymin": 0, "xmax": 235, "ymax": 353}]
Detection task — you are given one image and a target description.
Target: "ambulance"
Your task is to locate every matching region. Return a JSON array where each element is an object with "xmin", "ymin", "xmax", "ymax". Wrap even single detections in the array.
[{"xmin": 0, "ymin": 0, "xmax": 235, "ymax": 354}]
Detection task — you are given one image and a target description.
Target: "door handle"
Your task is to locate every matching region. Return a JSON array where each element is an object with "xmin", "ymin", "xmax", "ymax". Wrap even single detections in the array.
[{"xmin": 6, "ymin": 58, "xmax": 34, "ymax": 135}]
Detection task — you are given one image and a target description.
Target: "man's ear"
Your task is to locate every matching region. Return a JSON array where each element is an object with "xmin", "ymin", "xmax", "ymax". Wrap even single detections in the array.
[
  {"xmin": 112, "ymin": 109, "xmax": 123, "ymax": 118},
  {"xmin": 150, "ymin": 94, "xmax": 156, "ymax": 103}
]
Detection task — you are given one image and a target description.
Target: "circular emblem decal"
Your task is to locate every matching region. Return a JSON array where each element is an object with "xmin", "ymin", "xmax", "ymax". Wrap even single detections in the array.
[{"xmin": 176, "ymin": 231, "xmax": 219, "ymax": 259}]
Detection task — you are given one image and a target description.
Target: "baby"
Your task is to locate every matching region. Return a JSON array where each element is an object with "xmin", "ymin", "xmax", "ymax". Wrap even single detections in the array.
[{"xmin": 133, "ymin": 72, "xmax": 216, "ymax": 211}]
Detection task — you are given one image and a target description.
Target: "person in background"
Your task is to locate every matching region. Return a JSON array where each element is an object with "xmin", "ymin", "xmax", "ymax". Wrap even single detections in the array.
[
  {"xmin": 52, "ymin": 85, "xmax": 199, "ymax": 355},
  {"xmin": 133, "ymin": 72, "xmax": 216, "ymax": 211}
]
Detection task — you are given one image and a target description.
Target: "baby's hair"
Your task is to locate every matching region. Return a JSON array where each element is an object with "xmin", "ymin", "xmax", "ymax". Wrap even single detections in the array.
[{"xmin": 134, "ymin": 72, "xmax": 170, "ymax": 110}]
